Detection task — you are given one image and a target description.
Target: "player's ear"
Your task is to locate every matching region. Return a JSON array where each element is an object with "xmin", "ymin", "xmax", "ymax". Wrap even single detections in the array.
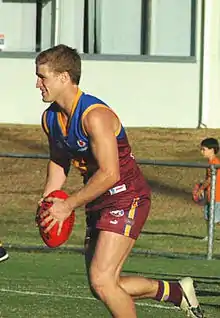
[{"xmin": 60, "ymin": 71, "xmax": 70, "ymax": 84}]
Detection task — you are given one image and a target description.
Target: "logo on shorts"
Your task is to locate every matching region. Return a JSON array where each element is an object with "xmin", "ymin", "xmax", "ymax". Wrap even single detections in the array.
[
  {"xmin": 110, "ymin": 220, "xmax": 118, "ymax": 225},
  {"xmin": 110, "ymin": 210, "xmax": 124, "ymax": 217}
]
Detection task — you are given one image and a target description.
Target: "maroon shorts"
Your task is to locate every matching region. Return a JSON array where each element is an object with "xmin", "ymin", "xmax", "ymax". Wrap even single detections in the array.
[{"xmin": 85, "ymin": 196, "xmax": 151, "ymax": 240}]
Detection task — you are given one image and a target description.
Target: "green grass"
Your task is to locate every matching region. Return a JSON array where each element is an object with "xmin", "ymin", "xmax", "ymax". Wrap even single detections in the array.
[
  {"xmin": 0, "ymin": 251, "xmax": 219, "ymax": 318},
  {"xmin": 1, "ymin": 125, "xmax": 220, "ymax": 251}
]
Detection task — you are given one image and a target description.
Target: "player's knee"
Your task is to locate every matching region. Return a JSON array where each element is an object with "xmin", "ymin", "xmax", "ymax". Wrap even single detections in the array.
[
  {"xmin": 87, "ymin": 272, "xmax": 101, "ymax": 300},
  {"xmin": 88, "ymin": 283, "xmax": 101, "ymax": 300},
  {"xmin": 89, "ymin": 266, "xmax": 113, "ymax": 301}
]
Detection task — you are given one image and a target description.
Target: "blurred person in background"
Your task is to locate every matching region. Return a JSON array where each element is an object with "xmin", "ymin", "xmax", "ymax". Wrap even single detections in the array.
[{"xmin": 196, "ymin": 138, "xmax": 220, "ymax": 241}]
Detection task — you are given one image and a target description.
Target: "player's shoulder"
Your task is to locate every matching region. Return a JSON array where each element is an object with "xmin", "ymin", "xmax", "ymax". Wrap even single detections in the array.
[
  {"xmin": 81, "ymin": 93, "xmax": 115, "ymax": 125},
  {"xmin": 85, "ymin": 104, "xmax": 118, "ymax": 125}
]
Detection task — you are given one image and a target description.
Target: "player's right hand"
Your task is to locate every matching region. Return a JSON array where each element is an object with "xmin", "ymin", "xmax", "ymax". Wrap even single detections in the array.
[{"xmin": 35, "ymin": 197, "xmax": 45, "ymax": 227}]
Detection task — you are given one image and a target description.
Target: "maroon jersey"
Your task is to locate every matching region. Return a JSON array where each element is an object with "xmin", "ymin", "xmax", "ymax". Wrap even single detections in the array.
[
  {"xmin": 42, "ymin": 89, "xmax": 151, "ymax": 223},
  {"xmin": 86, "ymin": 133, "xmax": 151, "ymax": 212},
  {"xmin": 85, "ymin": 132, "xmax": 151, "ymax": 240}
]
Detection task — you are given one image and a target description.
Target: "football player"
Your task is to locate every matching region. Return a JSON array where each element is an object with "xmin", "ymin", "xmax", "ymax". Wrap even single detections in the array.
[{"xmin": 36, "ymin": 44, "xmax": 204, "ymax": 318}]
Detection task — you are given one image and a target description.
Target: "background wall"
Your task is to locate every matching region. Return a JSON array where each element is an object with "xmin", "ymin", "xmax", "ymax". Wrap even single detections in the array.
[
  {"xmin": 2, "ymin": 0, "xmax": 220, "ymax": 128},
  {"xmin": 0, "ymin": 58, "xmax": 200, "ymax": 127}
]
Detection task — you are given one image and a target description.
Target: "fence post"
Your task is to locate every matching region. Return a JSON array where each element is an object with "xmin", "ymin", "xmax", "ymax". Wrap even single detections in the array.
[{"xmin": 207, "ymin": 164, "xmax": 217, "ymax": 260}]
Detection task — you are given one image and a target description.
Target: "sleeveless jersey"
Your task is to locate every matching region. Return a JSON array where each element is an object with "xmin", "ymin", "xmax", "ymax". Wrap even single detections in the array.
[{"xmin": 42, "ymin": 89, "xmax": 151, "ymax": 212}]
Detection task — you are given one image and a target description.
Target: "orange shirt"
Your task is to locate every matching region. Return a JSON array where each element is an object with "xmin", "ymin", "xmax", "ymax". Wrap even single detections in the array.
[{"xmin": 206, "ymin": 157, "xmax": 220, "ymax": 202}]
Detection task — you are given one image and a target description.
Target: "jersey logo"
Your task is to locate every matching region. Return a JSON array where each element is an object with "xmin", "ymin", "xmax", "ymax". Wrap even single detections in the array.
[
  {"xmin": 77, "ymin": 140, "xmax": 88, "ymax": 152},
  {"xmin": 109, "ymin": 184, "xmax": 126, "ymax": 195},
  {"xmin": 77, "ymin": 140, "xmax": 86, "ymax": 147}
]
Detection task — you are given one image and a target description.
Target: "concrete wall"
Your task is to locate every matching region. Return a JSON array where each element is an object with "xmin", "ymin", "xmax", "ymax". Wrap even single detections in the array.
[
  {"xmin": 200, "ymin": 0, "xmax": 220, "ymax": 128},
  {"xmin": 0, "ymin": 57, "xmax": 200, "ymax": 127},
  {"xmin": 0, "ymin": 0, "xmax": 204, "ymax": 128}
]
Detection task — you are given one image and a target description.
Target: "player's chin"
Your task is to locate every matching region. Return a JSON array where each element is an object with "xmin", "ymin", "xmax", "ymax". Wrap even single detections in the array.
[{"xmin": 42, "ymin": 95, "xmax": 53, "ymax": 103}]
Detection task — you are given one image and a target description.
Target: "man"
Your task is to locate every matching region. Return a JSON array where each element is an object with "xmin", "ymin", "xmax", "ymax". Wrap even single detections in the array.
[
  {"xmin": 36, "ymin": 44, "xmax": 204, "ymax": 318},
  {"xmin": 0, "ymin": 242, "xmax": 9, "ymax": 262}
]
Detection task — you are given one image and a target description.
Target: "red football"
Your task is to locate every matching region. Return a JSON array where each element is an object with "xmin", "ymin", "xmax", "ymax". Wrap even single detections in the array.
[{"xmin": 36, "ymin": 190, "xmax": 75, "ymax": 248}]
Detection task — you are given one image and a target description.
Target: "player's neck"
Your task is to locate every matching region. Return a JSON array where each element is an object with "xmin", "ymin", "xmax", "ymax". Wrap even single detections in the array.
[{"xmin": 55, "ymin": 85, "xmax": 79, "ymax": 117}]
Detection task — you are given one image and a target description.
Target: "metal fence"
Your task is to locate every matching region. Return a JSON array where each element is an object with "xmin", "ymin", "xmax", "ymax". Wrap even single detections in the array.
[
  {"xmin": 138, "ymin": 159, "xmax": 219, "ymax": 261},
  {"xmin": 0, "ymin": 152, "xmax": 219, "ymax": 260}
]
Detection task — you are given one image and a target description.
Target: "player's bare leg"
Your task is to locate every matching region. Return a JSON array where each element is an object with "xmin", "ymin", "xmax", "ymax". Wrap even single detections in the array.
[
  {"xmin": 85, "ymin": 230, "xmax": 203, "ymax": 318},
  {"xmin": 117, "ymin": 244, "xmax": 204, "ymax": 318},
  {"xmin": 85, "ymin": 230, "xmax": 137, "ymax": 317},
  {"xmin": 85, "ymin": 230, "xmax": 169, "ymax": 317}
]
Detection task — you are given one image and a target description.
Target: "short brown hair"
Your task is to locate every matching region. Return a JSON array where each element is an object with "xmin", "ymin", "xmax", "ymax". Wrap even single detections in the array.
[{"xmin": 35, "ymin": 44, "xmax": 81, "ymax": 84}]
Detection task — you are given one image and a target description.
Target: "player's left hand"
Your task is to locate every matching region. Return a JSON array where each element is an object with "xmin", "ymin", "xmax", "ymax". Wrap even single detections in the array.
[{"xmin": 40, "ymin": 198, "xmax": 72, "ymax": 235}]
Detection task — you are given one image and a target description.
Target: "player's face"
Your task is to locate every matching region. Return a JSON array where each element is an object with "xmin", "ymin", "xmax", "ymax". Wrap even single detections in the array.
[{"xmin": 36, "ymin": 63, "xmax": 64, "ymax": 103}]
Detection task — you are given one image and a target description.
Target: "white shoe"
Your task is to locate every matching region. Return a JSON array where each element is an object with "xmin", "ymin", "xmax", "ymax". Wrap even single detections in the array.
[{"xmin": 179, "ymin": 277, "xmax": 204, "ymax": 318}]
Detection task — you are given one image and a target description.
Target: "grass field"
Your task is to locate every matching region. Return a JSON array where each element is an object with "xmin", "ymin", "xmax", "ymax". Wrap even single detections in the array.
[
  {"xmin": 0, "ymin": 124, "xmax": 220, "ymax": 317},
  {"xmin": 0, "ymin": 251, "xmax": 220, "ymax": 318}
]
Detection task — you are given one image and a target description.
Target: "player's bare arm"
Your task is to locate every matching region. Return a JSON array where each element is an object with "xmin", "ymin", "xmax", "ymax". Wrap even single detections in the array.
[
  {"xmin": 41, "ymin": 108, "xmax": 121, "ymax": 226},
  {"xmin": 42, "ymin": 160, "xmax": 67, "ymax": 198},
  {"xmin": 41, "ymin": 140, "xmax": 71, "ymax": 198},
  {"xmin": 66, "ymin": 107, "xmax": 121, "ymax": 209},
  {"xmin": 39, "ymin": 141, "xmax": 71, "ymax": 232}
]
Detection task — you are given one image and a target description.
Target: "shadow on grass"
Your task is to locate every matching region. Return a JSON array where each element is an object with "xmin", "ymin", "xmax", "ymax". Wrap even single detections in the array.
[
  {"xmin": 147, "ymin": 179, "xmax": 192, "ymax": 200},
  {"xmin": 122, "ymin": 270, "xmax": 220, "ymax": 281},
  {"xmin": 199, "ymin": 290, "xmax": 220, "ymax": 297},
  {"xmin": 141, "ymin": 230, "xmax": 203, "ymax": 240},
  {"xmin": 200, "ymin": 302, "xmax": 220, "ymax": 309},
  {"xmin": 141, "ymin": 231, "xmax": 220, "ymax": 244}
]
